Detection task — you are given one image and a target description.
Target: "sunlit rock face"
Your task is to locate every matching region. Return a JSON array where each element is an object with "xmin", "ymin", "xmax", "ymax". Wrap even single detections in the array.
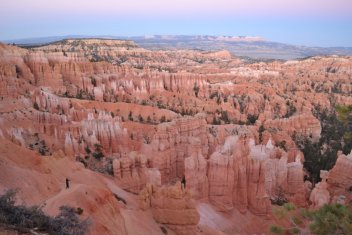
[{"xmin": 0, "ymin": 40, "xmax": 351, "ymax": 234}]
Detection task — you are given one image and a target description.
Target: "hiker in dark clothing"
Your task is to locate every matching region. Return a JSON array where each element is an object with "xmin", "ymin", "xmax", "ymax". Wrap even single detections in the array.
[
  {"xmin": 181, "ymin": 176, "xmax": 186, "ymax": 188},
  {"xmin": 66, "ymin": 178, "xmax": 70, "ymax": 189}
]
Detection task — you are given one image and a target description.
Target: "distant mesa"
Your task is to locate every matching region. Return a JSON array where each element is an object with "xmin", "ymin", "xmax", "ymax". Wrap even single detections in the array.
[
  {"xmin": 54, "ymin": 38, "xmax": 138, "ymax": 48},
  {"xmin": 2, "ymin": 35, "xmax": 352, "ymax": 60},
  {"xmin": 213, "ymin": 35, "xmax": 265, "ymax": 42},
  {"xmin": 139, "ymin": 35, "xmax": 265, "ymax": 42}
]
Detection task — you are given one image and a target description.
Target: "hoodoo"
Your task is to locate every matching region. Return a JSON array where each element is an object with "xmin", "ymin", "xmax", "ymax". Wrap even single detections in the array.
[{"xmin": 0, "ymin": 38, "xmax": 351, "ymax": 234}]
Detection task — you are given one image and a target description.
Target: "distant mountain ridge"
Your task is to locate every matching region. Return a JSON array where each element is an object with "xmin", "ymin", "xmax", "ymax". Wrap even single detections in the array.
[{"xmin": 3, "ymin": 35, "xmax": 352, "ymax": 60}]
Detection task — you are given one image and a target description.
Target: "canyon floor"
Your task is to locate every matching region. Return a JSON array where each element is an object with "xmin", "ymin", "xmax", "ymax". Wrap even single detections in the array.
[{"xmin": 0, "ymin": 38, "xmax": 351, "ymax": 234}]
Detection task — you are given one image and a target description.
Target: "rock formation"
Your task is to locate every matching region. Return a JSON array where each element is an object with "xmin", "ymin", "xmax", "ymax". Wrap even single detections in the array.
[
  {"xmin": 207, "ymin": 136, "xmax": 307, "ymax": 214},
  {"xmin": 0, "ymin": 39, "xmax": 351, "ymax": 234},
  {"xmin": 113, "ymin": 152, "xmax": 149, "ymax": 194},
  {"xmin": 309, "ymin": 170, "xmax": 331, "ymax": 209},
  {"xmin": 326, "ymin": 151, "xmax": 352, "ymax": 204},
  {"xmin": 139, "ymin": 182, "xmax": 200, "ymax": 235}
]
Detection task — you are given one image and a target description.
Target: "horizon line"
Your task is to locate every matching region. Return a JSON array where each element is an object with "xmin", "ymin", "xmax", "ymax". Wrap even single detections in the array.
[{"xmin": 2, "ymin": 34, "xmax": 352, "ymax": 49}]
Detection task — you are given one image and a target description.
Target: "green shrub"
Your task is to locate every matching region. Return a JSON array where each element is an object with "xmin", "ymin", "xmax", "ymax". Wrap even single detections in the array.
[
  {"xmin": 270, "ymin": 225, "xmax": 284, "ymax": 234},
  {"xmin": 92, "ymin": 144, "xmax": 104, "ymax": 160},
  {"xmin": 160, "ymin": 115, "xmax": 166, "ymax": 123},
  {"xmin": 272, "ymin": 207, "xmax": 287, "ymax": 220},
  {"xmin": 271, "ymin": 203, "xmax": 352, "ymax": 235},
  {"xmin": 147, "ymin": 116, "xmax": 152, "ymax": 123},
  {"xmin": 138, "ymin": 114, "xmax": 144, "ymax": 123},
  {"xmin": 75, "ymin": 207, "xmax": 84, "ymax": 215},
  {"xmin": 258, "ymin": 125, "xmax": 265, "ymax": 143},
  {"xmin": 220, "ymin": 111, "xmax": 230, "ymax": 124},
  {"xmin": 309, "ymin": 204, "xmax": 352, "ymax": 235},
  {"xmin": 85, "ymin": 146, "xmax": 91, "ymax": 154},
  {"xmin": 291, "ymin": 227, "xmax": 300, "ymax": 234},
  {"xmin": 90, "ymin": 77, "xmax": 97, "ymax": 87},
  {"xmin": 295, "ymin": 105, "xmax": 351, "ymax": 185},
  {"xmin": 292, "ymin": 216, "xmax": 302, "ymax": 225},
  {"xmin": 270, "ymin": 186, "xmax": 288, "ymax": 206},
  {"xmin": 277, "ymin": 140, "xmax": 287, "ymax": 151},
  {"xmin": 212, "ymin": 116, "xmax": 221, "ymax": 125},
  {"xmin": 283, "ymin": 203, "xmax": 296, "ymax": 211},
  {"xmin": 33, "ymin": 101, "xmax": 40, "ymax": 110},
  {"xmin": 193, "ymin": 83, "xmax": 200, "ymax": 97},
  {"xmin": 0, "ymin": 190, "xmax": 89, "ymax": 234},
  {"xmin": 246, "ymin": 114, "xmax": 258, "ymax": 125},
  {"xmin": 92, "ymin": 152, "xmax": 103, "ymax": 160},
  {"xmin": 284, "ymin": 101, "xmax": 297, "ymax": 118},
  {"xmin": 299, "ymin": 208, "xmax": 313, "ymax": 219},
  {"xmin": 128, "ymin": 111, "xmax": 133, "ymax": 121}
]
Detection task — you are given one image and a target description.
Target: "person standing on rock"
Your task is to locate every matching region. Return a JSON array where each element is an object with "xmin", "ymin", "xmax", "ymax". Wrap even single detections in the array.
[
  {"xmin": 66, "ymin": 178, "xmax": 70, "ymax": 189},
  {"xmin": 181, "ymin": 176, "xmax": 186, "ymax": 188}
]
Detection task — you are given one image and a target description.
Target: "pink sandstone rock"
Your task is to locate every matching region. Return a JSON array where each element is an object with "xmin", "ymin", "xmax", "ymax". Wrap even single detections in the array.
[
  {"xmin": 310, "ymin": 170, "xmax": 331, "ymax": 209},
  {"xmin": 1, "ymin": 41, "xmax": 352, "ymax": 235},
  {"xmin": 139, "ymin": 182, "xmax": 200, "ymax": 235},
  {"xmin": 113, "ymin": 152, "xmax": 148, "ymax": 194},
  {"xmin": 326, "ymin": 151, "xmax": 352, "ymax": 204},
  {"xmin": 208, "ymin": 136, "xmax": 306, "ymax": 214}
]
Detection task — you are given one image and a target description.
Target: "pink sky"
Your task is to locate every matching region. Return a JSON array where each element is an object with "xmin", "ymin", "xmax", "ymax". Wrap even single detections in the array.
[
  {"xmin": 2, "ymin": 0, "xmax": 352, "ymax": 18},
  {"xmin": 1, "ymin": 0, "xmax": 351, "ymax": 46}
]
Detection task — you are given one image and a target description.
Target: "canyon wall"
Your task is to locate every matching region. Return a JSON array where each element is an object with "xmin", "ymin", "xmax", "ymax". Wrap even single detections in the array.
[{"xmin": 0, "ymin": 40, "xmax": 351, "ymax": 234}]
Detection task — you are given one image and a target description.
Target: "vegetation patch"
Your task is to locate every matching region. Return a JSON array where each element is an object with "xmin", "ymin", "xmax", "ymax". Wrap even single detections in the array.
[
  {"xmin": 270, "ymin": 203, "xmax": 352, "ymax": 235},
  {"xmin": 294, "ymin": 105, "xmax": 352, "ymax": 185},
  {"xmin": 0, "ymin": 190, "xmax": 89, "ymax": 235}
]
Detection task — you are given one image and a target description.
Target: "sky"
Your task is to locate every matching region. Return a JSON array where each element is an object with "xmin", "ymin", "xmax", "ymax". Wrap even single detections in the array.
[{"xmin": 0, "ymin": 0, "xmax": 352, "ymax": 47}]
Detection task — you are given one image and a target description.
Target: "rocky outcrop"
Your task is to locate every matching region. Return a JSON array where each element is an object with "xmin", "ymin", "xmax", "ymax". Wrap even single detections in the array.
[
  {"xmin": 326, "ymin": 151, "xmax": 352, "ymax": 204},
  {"xmin": 184, "ymin": 137, "xmax": 208, "ymax": 199},
  {"xmin": 207, "ymin": 136, "xmax": 307, "ymax": 214},
  {"xmin": 208, "ymin": 149, "xmax": 235, "ymax": 212},
  {"xmin": 150, "ymin": 116, "xmax": 208, "ymax": 184},
  {"xmin": 80, "ymin": 112, "xmax": 126, "ymax": 154},
  {"xmin": 310, "ymin": 151, "xmax": 352, "ymax": 209},
  {"xmin": 309, "ymin": 170, "xmax": 331, "ymax": 209},
  {"xmin": 1, "ymin": 40, "xmax": 351, "ymax": 235},
  {"xmin": 113, "ymin": 152, "xmax": 149, "ymax": 194},
  {"xmin": 286, "ymin": 158, "xmax": 309, "ymax": 206},
  {"xmin": 264, "ymin": 113, "xmax": 321, "ymax": 141},
  {"xmin": 43, "ymin": 184, "xmax": 127, "ymax": 235},
  {"xmin": 139, "ymin": 182, "xmax": 200, "ymax": 235}
]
